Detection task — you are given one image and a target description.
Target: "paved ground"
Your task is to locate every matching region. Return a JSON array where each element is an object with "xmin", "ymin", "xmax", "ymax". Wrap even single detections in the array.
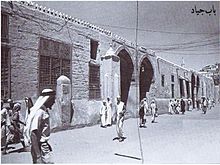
[{"xmin": 1, "ymin": 104, "xmax": 220, "ymax": 164}]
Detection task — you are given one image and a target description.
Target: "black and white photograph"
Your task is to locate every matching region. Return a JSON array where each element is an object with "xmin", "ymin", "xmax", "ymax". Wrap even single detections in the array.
[{"xmin": 1, "ymin": 0, "xmax": 220, "ymax": 164}]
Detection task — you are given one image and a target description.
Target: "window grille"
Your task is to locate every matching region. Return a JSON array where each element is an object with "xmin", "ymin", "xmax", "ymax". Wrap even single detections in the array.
[
  {"xmin": 89, "ymin": 63, "xmax": 101, "ymax": 99},
  {"xmin": 39, "ymin": 38, "xmax": 71, "ymax": 92},
  {"xmin": 90, "ymin": 39, "xmax": 98, "ymax": 60},
  {"xmin": 1, "ymin": 47, "xmax": 10, "ymax": 99},
  {"xmin": 1, "ymin": 13, "xmax": 9, "ymax": 42}
]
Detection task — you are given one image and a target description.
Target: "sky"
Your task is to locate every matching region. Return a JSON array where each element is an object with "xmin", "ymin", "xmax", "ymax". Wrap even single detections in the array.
[{"xmin": 36, "ymin": 1, "xmax": 219, "ymax": 71}]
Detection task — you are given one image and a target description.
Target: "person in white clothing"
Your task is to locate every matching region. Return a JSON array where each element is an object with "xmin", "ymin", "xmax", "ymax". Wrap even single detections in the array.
[
  {"xmin": 116, "ymin": 96, "xmax": 126, "ymax": 142},
  {"xmin": 187, "ymin": 98, "xmax": 193, "ymax": 111},
  {"xmin": 106, "ymin": 97, "xmax": 112, "ymax": 127},
  {"xmin": 24, "ymin": 89, "xmax": 55, "ymax": 164},
  {"xmin": 100, "ymin": 100, "xmax": 107, "ymax": 128},
  {"xmin": 150, "ymin": 99, "xmax": 157, "ymax": 123},
  {"xmin": 168, "ymin": 99, "xmax": 174, "ymax": 114},
  {"xmin": 23, "ymin": 97, "xmax": 33, "ymax": 147}
]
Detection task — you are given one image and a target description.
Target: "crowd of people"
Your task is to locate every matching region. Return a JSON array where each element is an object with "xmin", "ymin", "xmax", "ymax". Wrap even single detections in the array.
[
  {"xmin": 168, "ymin": 97, "xmax": 215, "ymax": 115},
  {"xmin": 99, "ymin": 95, "xmax": 216, "ymax": 144},
  {"xmin": 100, "ymin": 96, "xmax": 160, "ymax": 143},
  {"xmin": 1, "ymin": 89, "xmax": 56, "ymax": 163},
  {"xmin": 1, "ymin": 90, "xmax": 217, "ymax": 163}
]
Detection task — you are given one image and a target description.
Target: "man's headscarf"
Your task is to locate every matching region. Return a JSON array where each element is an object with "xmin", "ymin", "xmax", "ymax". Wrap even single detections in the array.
[{"xmin": 24, "ymin": 89, "xmax": 55, "ymax": 144}]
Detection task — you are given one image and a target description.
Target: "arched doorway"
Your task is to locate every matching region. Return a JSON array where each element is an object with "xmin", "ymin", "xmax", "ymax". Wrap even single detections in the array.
[
  {"xmin": 191, "ymin": 73, "xmax": 196, "ymax": 108},
  {"xmin": 118, "ymin": 49, "xmax": 134, "ymax": 104},
  {"xmin": 196, "ymin": 75, "xmax": 200, "ymax": 96},
  {"xmin": 139, "ymin": 57, "xmax": 154, "ymax": 101}
]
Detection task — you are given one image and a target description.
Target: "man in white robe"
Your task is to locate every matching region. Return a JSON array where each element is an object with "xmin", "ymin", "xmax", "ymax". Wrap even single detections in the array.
[
  {"xmin": 106, "ymin": 97, "xmax": 112, "ymax": 127},
  {"xmin": 116, "ymin": 96, "xmax": 126, "ymax": 142}
]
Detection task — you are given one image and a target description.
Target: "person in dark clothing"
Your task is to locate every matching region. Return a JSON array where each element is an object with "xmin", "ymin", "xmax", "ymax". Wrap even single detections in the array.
[
  {"xmin": 3, "ymin": 103, "xmax": 26, "ymax": 154},
  {"xmin": 139, "ymin": 98, "xmax": 148, "ymax": 128},
  {"xmin": 180, "ymin": 99, "xmax": 185, "ymax": 115}
]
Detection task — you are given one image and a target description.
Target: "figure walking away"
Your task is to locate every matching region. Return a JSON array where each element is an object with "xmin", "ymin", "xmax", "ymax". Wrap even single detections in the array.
[{"xmin": 139, "ymin": 98, "xmax": 148, "ymax": 128}]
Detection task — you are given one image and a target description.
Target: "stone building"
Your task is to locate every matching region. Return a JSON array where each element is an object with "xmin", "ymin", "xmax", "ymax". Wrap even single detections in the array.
[{"xmin": 1, "ymin": 1, "xmax": 216, "ymax": 130}]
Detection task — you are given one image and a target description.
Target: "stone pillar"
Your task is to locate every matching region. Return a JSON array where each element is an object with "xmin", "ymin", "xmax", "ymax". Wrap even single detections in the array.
[
  {"xmin": 56, "ymin": 75, "xmax": 71, "ymax": 125},
  {"xmin": 101, "ymin": 46, "xmax": 120, "ymax": 106}
]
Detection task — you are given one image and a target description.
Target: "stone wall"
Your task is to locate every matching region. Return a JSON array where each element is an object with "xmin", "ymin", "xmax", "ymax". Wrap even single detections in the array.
[{"xmin": 1, "ymin": 1, "xmax": 216, "ymax": 130}]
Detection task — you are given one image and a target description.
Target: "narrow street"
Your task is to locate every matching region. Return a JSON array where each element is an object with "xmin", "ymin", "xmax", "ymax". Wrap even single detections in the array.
[{"xmin": 1, "ymin": 104, "xmax": 220, "ymax": 164}]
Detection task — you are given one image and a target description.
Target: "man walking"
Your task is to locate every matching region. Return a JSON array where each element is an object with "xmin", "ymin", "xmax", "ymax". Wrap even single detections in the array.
[
  {"xmin": 116, "ymin": 96, "xmax": 126, "ymax": 142},
  {"xmin": 139, "ymin": 98, "xmax": 148, "ymax": 128},
  {"xmin": 150, "ymin": 99, "xmax": 157, "ymax": 123},
  {"xmin": 25, "ymin": 89, "xmax": 56, "ymax": 164}
]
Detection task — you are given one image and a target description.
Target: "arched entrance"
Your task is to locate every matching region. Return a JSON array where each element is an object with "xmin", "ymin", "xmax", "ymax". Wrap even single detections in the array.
[
  {"xmin": 139, "ymin": 57, "xmax": 154, "ymax": 101},
  {"xmin": 118, "ymin": 49, "xmax": 134, "ymax": 104},
  {"xmin": 196, "ymin": 75, "xmax": 200, "ymax": 96},
  {"xmin": 191, "ymin": 73, "xmax": 196, "ymax": 108}
]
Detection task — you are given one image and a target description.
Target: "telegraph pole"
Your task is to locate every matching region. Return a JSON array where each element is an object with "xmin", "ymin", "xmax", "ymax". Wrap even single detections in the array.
[{"xmin": 135, "ymin": 1, "xmax": 144, "ymax": 164}]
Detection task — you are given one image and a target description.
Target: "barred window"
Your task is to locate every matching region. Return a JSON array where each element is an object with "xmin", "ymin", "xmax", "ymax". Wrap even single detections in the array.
[
  {"xmin": 39, "ymin": 38, "xmax": 71, "ymax": 92},
  {"xmin": 1, "ymin": 47, "xmax": 10, "ymax": 99},
  {"xmin": 89, "ymin": 63, "xmax": 101, "ymax": 99},
  {"xmin": 1, "ymin": 13, "xmax": 9, "ymax": 43},
  {"xmin": 90, "ymin": 39, "xmax": 98, "ymax": 60}
]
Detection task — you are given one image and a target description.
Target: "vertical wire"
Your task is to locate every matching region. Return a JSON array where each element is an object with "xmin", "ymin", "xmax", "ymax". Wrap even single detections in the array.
[{"xmin": 135, "ymin": 1, "xmax": 144, "ymax": 164}]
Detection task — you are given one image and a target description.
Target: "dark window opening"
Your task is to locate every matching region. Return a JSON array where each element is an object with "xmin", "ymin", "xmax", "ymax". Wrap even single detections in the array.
[
  {"xmin": 171, "ymin": 84, "xmax": 174, "ymax": 98},
  {"xmin": 1, "ymin": 47, "xmax": 10, "ymax": 99},
  {"xmin": 161, "ymin": 74, "xmax": 165, "ymax": 87},
  {"xmin": 89, "ymin": 63, "xmax": 101, "ymax": 99},
  {"xmin": 90, "ymin": 39, "xmax": 98, "ymax": 60},
  {"xmin": 171, "ymin": 75, "xmax": 174, "ymax": 82},
  {"xmin": 39, "ymin": 38, "xmax": 71, "ymax": 92},
  {"xmin": 1, "ymin": 13, "xmax": 9, "ymax": 43}
]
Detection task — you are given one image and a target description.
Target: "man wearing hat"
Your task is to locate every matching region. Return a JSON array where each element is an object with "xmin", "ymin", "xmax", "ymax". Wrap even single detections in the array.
[{"xmin": 24, "ymin": 89, "xmax": 56, "ymax": 164}]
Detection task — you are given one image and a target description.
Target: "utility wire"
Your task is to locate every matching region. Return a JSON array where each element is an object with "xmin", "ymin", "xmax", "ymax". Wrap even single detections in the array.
[
  {"xmin": 135, "ymin": 1, "xmax": 144, "ymax": 164},
  {"xmin": 148, "ymin": 37, "xmax": 219, "ymax": 49},
  {"xmin": 144, "ymin": 35, "xmax": 219, "ymax": 47},
  {"xmin": 96, "ymin": 23, "xmax": 219, "ymax": 35},
  {"xmin": 159, "ymin": 51, "xmax": 220, "ymax": 55},
  {"xmin": 156, "ymin": 41, "xmax": 219, "ymax": 52}
]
